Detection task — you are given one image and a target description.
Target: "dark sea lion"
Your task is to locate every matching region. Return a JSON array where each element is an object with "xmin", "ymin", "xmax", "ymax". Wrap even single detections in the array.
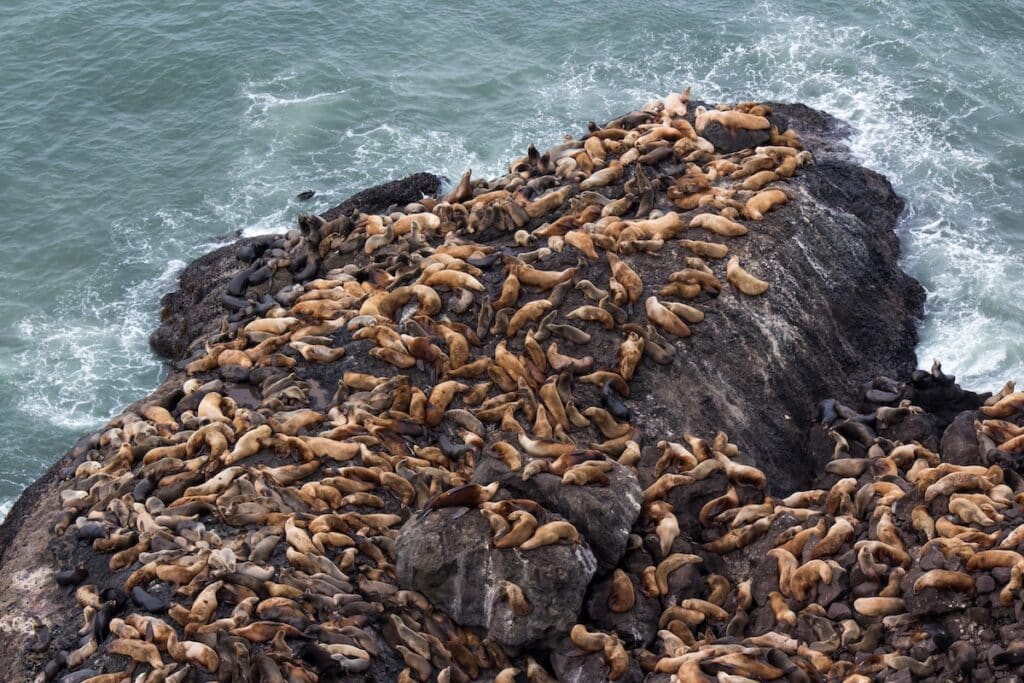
[
  {"xmin": 54, "ymin": 563, "xmax": 88, "ymax": 586},
  {"xmin": 420, "ymin": 482, "xmax": 499, "ymax": 517},
  {"xmin": 296, "ymin": 190, "xmax": 316, "ymax": 201}
]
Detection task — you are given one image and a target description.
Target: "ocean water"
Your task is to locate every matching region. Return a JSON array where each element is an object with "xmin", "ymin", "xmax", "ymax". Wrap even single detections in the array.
[{"xmin": 1, "ymin": 0, "xmax": 1022, "ymax": 518}]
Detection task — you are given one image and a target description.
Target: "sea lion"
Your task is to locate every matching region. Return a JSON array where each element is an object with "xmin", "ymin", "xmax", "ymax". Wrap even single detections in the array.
[
  {"xmin": 494, "ymin": 580, "xmax": 532, "ymax": 618},
  {"xmin": 494, "ymin": 510, "xmax": 538, "ymax": 549},
  {"xmin": 645, "ymin": 296, "xmax": 691, "ymax": 337},
  {"xmin": 689, "ymin": 212, "xmax": 748, "ymax": 237},
  {"xmin": 745, "ymin": 189, "xmax": 788, "ymax": 220},
  {"xmin": 608, "ymin": 569, "xmax": 635, "ymax": 613},
  {"xmin": 520, "ymin": 521, "xmax": 580, "ymax": 550},
  {"xmin": 726, "ymin": 257, "xmax": 769, "ymax": 295},
  {"xmin": 678, "ymin": 238, "xmax": 729, "ymax": 258},
  {"xmin": 422, "ymin": 482, "xmax": 499, "ymax": 514},
  {"xmin": 695, "ymin": 108, "xmax": 771, "ymax": 133}
]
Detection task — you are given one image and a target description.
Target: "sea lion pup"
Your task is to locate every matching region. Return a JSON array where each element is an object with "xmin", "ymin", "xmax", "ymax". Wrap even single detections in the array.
[
  {"xmin": 609, "ymin": 569, "xmax": 636, "ymax": 613},
  {"xmin": 745, "ymin": 188, "xmax": 789, "ymax": 220},
  {"xmin": 726, "ymin": 257, "xmax": 770, "ymax": 296},
  {"xmin": 496, "ymin": 580, "xmax": 532, "ymax": 617},
  {"xmin": 617, "ymin": 332, "xmax": 645, "ymax": 381}
]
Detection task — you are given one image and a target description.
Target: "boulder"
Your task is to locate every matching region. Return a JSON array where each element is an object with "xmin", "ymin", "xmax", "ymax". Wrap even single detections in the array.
[
  {"xmin": 880, "ymin": 412, "xmax": 942, "ymax": 451},
  {"xmin": 584, "ymin": 567, "xmax": 661, "ymax": 648},
  {"xmin": 903, "ymin": 568, "xmax": 974, "ymax": 617},
  {"xmin": 941, "ymin": 410, "xmax": 982, "ymax": 466},
  {"xmin": 395, "ymin": 507, "xmax": 597, "ymax": 648},
  {"xmin": 550, "ymin": 637, "xmax": 644, "ymax": 683},
  {"xmin": 700, "ymin": 121, "xmax": 771, "ymax": 155},
  {"xmin": 472, "ymin": 455, "xmax": 641, "ymax": 574}
]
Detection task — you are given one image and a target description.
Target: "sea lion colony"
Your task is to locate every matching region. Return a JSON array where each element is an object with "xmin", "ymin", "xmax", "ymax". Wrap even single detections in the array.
[{"xmin": 27, "ymin": 91, "xmax": 1024, "ymax": 682}]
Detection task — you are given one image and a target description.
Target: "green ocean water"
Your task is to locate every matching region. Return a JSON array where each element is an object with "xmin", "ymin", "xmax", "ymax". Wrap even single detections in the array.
[{"xmin": 1, "ymin": 0, "xmax": 1023, "ymax": 517}]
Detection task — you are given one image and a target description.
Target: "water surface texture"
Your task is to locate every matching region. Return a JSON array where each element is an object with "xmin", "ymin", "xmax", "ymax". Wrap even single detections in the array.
[{"xmin": 1, "ymin": 0, "xmax": 1023, "ymax": 516}]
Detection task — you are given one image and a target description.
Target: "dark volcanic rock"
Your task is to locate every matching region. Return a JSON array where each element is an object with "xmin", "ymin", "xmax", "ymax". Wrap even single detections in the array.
[
  {"xmin": 881, "ymin": 412, "xmax": 942, "ymax": 450},
  {"xmin": 395, "ymin": 507, "xmax": 597, "ymax": 648},
  {"xmin": 148, "ymin": 237, "xmax": 261, "ymax": 360},
  {"xmin": 903, "ymin": 568, "xmax": 973, "ymax": 617},
  {"xmin": 903, "ymin": 371, "xmax": 988, "ymax": 428},
  {"xmin": 941, "ymin": 410, "xmax": 983, "ymax": 465},
  {"xmin": 700, "ymin": 121, "xmax": 771, "ymax": 154},
  {"xmin": 319, "ymin": 172, "xmax": 441, "ymax": 222},
  {"xmin": 472, "ymin": 455, "xmax": 642, "ymax": 574}
]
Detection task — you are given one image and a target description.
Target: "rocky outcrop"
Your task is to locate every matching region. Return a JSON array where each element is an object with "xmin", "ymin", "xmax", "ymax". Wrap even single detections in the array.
[
  {"xmin": 395, "ymin": 508, "xmax": 597, "ymax": 648},
  {"xmin": 0, "ymin": 98, "xmax": 932, "ymax": 682},
  {"xmin": 633, "ymin": 104, "xmax": 923, "ymax": 495}
]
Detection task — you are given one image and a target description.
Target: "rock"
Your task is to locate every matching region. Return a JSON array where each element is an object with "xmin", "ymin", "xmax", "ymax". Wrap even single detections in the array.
[
  {"xmin": 827, "ymin": 602, "xmax": 852, "ymax": 621},
  {"xmin": 806, "ymin": 424, "xmax": 835, "ymax": 483},
  {"xmin": 584, "ymin": 568, "xmax": 660, "ymax": 649},
  {"xmin": 904, "ymin": 375, "xmax": 987, "ymax": 428},
  {"xmin": 903, "ymin": 569, "xmax": 972, "ymax": 616},
  {"xmin": 700, "ymin": 121, "xmax": 771, "ymax": 155},
  {"xmin": 941, "ymin": 410, "xmax": 982, "ymax": 465},
  {"xmin": 318, "ymin": 172, "xmax": 441, "ymax": 223},
  {"xmin": 662, "ymin": 470, "xmax": 731, "ymax": 533},
  {"xmin": 550, "ymin": 639, "xmax": 643, "ymax": 683},
  {"xmin": 394, "ymin": 507, "xmax": 597, "ymax": 648},
  {"xmin": 643, "ymin": 675, "xmax": 674, "ymax": 683},
  {"xmin": 977, "ymin": 574, "xmax": 996, "ymax": 594},
  {"xmin": 632, "ymin": 104, "xmax": 924, "ymax": 494},
  {"xmin": 885, "ymin": 670, "xmax": 914, "ymax": 683},
  {"xmin": 0, "ymin": 101, "xmax": 932, "ymax": 680},
  {"xmin": 472, "ymin": 456, "xmax": 641, "ymax": 574},
  {"xmin": 816, "ymin": 563, "xmax": 849, "ymax": 607},
  {"xmin": 880, "ymin": 412, "xmax": 942, "ymax": 451},
  {"xmin": 864, "ymin": 388, "xmax": 899, "ymax": 405}
]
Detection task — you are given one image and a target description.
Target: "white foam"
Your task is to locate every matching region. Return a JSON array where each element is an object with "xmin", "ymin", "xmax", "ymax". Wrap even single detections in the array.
[{"xmin": 246, "ymin": 90, "xmax": 346, "ymax": 108}]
